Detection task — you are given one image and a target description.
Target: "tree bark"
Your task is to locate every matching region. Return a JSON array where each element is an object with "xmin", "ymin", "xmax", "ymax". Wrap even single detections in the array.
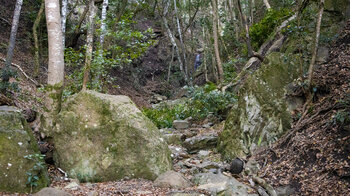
[
  {"xmin": 99, "ymin": 0, "xmax": 108, "ymax": 47},
  {"xmin": 173, "ymin": 0, "xmax": 188, "ymax": 76},
  {"xmin": 237, "ymin": 0, "xmax": 254, "ymax": 57},
  {"xmin": 162, "ymin": 0, "xmax": 189, "ymax": 84},
  {"xmin": 263, "ymin": 0, "xmax": 271, "ymax": 9},
  {"xmin": 67, "ymin": 0, "xmax": 89, "ymax": 48},
  {"xmin": 33, "ymin": 0, "xmax": 45, "ymax": 77},
  {"xmin": 61, "ymin": 0, "xmax": 68, "ymax": 47},
  {"xmin": 43, "ymin": 0, "xmax": 65, "ymax": 134},
  {"xmin": 82, "ymin": 0, "xmax": 96, "ymax": 90},
  {"xmin": 4, "ymin": 0, "xmax": 23, "ymax": 70},
  {"xmin": 307, "ymin": 0, "xmax": 324, "ymax": 90},
  {"xmin": 211, "ymin": 0, "xmax": 224, "ymax": 83}
]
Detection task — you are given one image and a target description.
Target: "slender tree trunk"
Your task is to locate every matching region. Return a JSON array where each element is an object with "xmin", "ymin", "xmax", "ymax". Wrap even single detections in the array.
[
  {"xmin": 43, "ymin": 0, "xmax": 65, "ymax": 134},
  {"xmin": 237, "ymin": 0, "xmax": 254, "ymax": 57},
  {"xmin": 167, "ymin": 45, "xmax": 175, "ymax": 82},
  {"xmin": 82, "ymin": 0, "xmax": 96, "ymax": 90},
  {"xmin": 61, "ymin": 0, "xmax": 68, "ymax": 47},
  {"xmin": 173, "ymin": 0, "xmax": 188, "ymax": 76},
  {"xmin": 162, "ymin": 0, "xmax": 189, "ymax": 84},
  {"xmin": 211, "ymin": 0, "xmax": 224, "ymax": 83},
  {"xmin": 263, "ymin": 0, "xmax": 271, "ymax": 9},
  {"xmin": 5, "ymin": 0, "xmax": 23, "ymax": 70},
  {"xmin": 33, "ymin": 0, "xmax": 45, "ymax": 77},
  {"xmin": 308, "ymin": 0, "xmax": 324, "ymax": 90},
  {"xmin": 100, "ymin": 0, "xmax": 108, "ymax": 47},
  {"xmin": 67, "ymin": 0, "xmax": 89, "ymax": 48},
  {"xmin": 227, "ymin": 0, "xmax": 240, "ymax": 40}
]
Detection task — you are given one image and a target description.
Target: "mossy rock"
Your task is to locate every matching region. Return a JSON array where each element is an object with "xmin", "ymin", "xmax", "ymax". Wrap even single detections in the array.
[
  {"xmin": 53, "ymin": 91, "xmax": 172, "ymax": 182},
  {"xmin": 0, "ymin": 106, "xmax": 50, "ymax": 193},
  {"xmin": 218, "ymin": 52, "xmax": 300, "ymax": 160}
]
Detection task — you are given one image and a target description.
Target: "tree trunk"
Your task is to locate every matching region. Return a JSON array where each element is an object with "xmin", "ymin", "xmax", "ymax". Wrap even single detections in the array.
[
  {"xmin": 33, "ymin": 0, "xmax": 45, "ymax": 77},
  {"xmin": 162, "ymin": 0, "xmax": 189, "ymax": 84},
  {"xmin": 4, "ymin": 0, "xmax": 23, "ymax": 70},
  {"xmin": 43, "ymin": 0, "xmax": 65, "ymax": 133},
  {"xmin": 211, "ymin": 0, "xmax": 224, "ymax": 83},
  {"xmin": 307, "ymin": 0, "xmax": 324, "ymax": 90},
  {"xmin": 99, "ymin": 0, "xmax": 109, "ymax": 47},
  {"xmin": 263, "ymin": 0, "xmax": 271, "ymax": 9},
  {"xmin": 173, "ymin": 0, "xmax": 188, "ymax": 76},
  {"xmin": 67, "ymin": 0, "xmax": 89, "ymax": 48},
  {"xmin": 61, "ymin": 0, "xmax": 68, "ymax": 47},
  {"xmin": 82, "ymin": 0, "xmax": 96, "ymax": 90},
  {"xmin": 167, "ymin": 45, "xmax": 175, "ymax": 82},
  {"xmin": 237, "ymin": 0, "xmax": 254, "ymax": 57}
]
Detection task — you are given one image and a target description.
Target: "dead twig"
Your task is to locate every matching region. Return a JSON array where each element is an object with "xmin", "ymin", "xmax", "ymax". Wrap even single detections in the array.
[{"xmin": 0, "ymin": 57, "xmax": 41, "ymax": 86}]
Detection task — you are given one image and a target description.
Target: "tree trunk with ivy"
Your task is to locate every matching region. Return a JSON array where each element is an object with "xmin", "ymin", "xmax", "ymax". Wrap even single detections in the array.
[
  {"xmin": 82, "ymin": 0, "xmax": 96, "ymax": 90},
  {"xmin": 33, "ymin": 0, "xmax": 44, "ymax": 77}
]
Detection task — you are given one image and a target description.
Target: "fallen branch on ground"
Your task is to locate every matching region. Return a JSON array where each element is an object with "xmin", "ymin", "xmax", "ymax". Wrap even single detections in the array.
[
  {"xmin": 252, "ymin": 175, "xmax": 277, "ymax": 196},
  {"xmin": 0, "ymin": 57, "xmax": 40, "ymax": 86}
]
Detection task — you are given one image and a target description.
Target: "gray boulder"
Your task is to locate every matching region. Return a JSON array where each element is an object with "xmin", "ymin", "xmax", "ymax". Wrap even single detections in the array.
[
  {"xmin": 52, "ymin": 91, "xmax": 172, "ymax": 182},
  {"xmin": 0, "ymin": 106, "xmax": 50, "ymax": 193},
  {"xmin": 154, "ymin": 171, "xmax": 192, "ymax": 188}
]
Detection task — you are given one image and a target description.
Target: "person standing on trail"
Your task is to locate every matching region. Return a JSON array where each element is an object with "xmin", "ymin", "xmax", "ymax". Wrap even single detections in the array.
[{"xmin": 194, "ymin": 49, "xmax": 203, "ymax": 71}]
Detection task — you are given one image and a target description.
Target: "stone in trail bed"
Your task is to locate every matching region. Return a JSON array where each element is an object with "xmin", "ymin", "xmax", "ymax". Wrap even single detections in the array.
[
  {"xmin": 183, "ymin": 133, "xmax": 218, "ymax": 153},
  {"xmin": 154, "ymin": 171, "xmax": 192, "ymax": 189},
  {"xmin": 173, "ymin": 120, "xmax": 190, "ymax": 129},
  {"xmin": 193, "ymin": 173, "xmax": 257, "ymax": 196},
  {"xmin": 33, "ymin": 188, "xmax": 72, "ymax": 196},
  {"xmin": 50, "ymin": 91, "xmax": 172, "ymax": 182}
]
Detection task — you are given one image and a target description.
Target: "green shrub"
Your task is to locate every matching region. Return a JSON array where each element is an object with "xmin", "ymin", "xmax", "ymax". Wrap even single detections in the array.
[
  {"xmin": 249, "ymin": 8, "xmax": 292, "ymax": 50},
  {"xmin": 143, "ymin": 83, "xmax": 237, "ymax": 128}
]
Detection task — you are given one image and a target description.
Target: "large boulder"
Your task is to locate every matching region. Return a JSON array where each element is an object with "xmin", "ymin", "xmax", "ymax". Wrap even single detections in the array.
[
  {"xmin": 218, "ymin": 53, "xmax": 299, "ymax": 159},
  {"xmin": 52, "ymin": 91, "xmax": 172, "ymax": 182},
  {"xmin": 0, "ymin": 106, "xmax": 50, "ymax": 193}
]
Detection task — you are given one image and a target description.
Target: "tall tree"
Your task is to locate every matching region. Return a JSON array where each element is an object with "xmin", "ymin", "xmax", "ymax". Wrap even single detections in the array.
[
  {"xmin": 33, "ymin": 0, "xmax": 45, "ymax": 77},
  {"xmin": 99, "ymin": 0, "xmax": 109, "ymax": 47},
  {"xmin": 211, "ymin": 0, "xmax": 224, "ymax": 83},
  {"xmin": 82, "ymin": 0, "xmax": 96, "ymax": 90},
  {"xmin": 3, "ymin": 0, "xmax": 23, "ymax": 83},
  {"xmin": 161, "ymin": 0, "xmax": 189, "ymax": 84},
  {"xmin": 61, "ymin": 0, "xmax": 68, "ymax": 46},
  {"xmin": 237, "ymin": 0, "xmax": 254, "ymax": 57},
  {"xmin": 307, "ymin": 0, "xmax": 324, "ymax": 90},
  {"xmin": 43, "ymin": 0, "xmax": 65, "ymax": 131}
]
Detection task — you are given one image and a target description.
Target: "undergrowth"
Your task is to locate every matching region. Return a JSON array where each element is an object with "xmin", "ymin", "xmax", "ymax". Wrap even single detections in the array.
[{"xmin": 143, "ymin": 83, "xmax": 237, "ymax": 128}]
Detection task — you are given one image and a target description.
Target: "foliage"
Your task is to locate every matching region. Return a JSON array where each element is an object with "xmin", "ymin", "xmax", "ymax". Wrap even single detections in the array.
[
  {"xmin": 63, "ymin": 12, "xmax": 156, "ymax": 97},
  {"xmin": 143, "ymin": 83, "xmax": 236, "ymax": 128},
  {"xmin": 249, "ymin": 8, "xmax": 293, "ymax": 50},
  {"xmin": 24, "ymin": 154, "xmax": 46, "ymax": 191},
  {"xmin": 0, "ymin": 67, "xmax": 19, "ymax": 93}
]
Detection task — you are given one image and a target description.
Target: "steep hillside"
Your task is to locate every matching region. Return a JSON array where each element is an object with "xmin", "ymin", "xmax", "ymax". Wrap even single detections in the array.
[{"xmin": 254, "ymin": 20, "xmax": 350, "ymax": 195}]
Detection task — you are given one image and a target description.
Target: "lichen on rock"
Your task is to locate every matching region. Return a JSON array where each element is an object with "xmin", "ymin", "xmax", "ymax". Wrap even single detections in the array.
[{"xmin": 53, "ymin": 91, "xmax": 172, "ymax": 182}]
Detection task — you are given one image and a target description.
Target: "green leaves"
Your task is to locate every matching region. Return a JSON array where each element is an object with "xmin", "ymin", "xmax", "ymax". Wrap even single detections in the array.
[{"xmin": 24, "ymin": 153, "xmax": 46, "ymax": 189}]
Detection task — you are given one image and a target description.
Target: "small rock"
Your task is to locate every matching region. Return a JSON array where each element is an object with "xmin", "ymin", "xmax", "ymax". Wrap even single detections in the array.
[
  {"xmin": 244, "ymin": 159, "xmax": 260, "ymax": 176},
  {"xmin": 229, "ymin": 158, "xmax": 244, "ymax": 174},
  {"xmin": 198, "ymin": 150, "xmax": 211, "ymax": 158},
  {"xmin": 183, "ymin": 133, "xmax": 218, "ymax": 153},
  {"xmin": 33, "ymin": 188, "xmax": 72, "ymax": 196},
  {"xmin": 136, "ymin": 190, "xmax": 153, "ymax": 195},
  {"xmin": 154, "ymin": 171, "xmax": 192, "ymax": 188},
  {"xmin": 173, "ymin": 120, "xmax": 190, "ymax": 129},
  {"xmin": 275, "ymin": 185, "xmax": 296, "ymax": 196},
  {"xmin": 169, "ymin": 145, "xmax": 189, "ymax": 160},
  {"xmin": 64, "ymin": 181, "xmax": 80, "ymax": 190},
  {"xmin": 87, "ymin": 191, "xmax": 98, "ymax": 196}
]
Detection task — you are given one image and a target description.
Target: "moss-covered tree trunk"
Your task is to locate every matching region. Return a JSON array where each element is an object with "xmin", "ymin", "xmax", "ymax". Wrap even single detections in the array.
[{"xmin": 33, "ymin": 0, "xmax": 44, "ymax": 78}]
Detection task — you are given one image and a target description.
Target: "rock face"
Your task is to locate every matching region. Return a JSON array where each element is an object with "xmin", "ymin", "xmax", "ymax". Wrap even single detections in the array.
[
  {"xmin": 0, "ymin": 106, "xmax": 50, "ymax": 193},
  {"xmin": 53, "ymin": 91, "xmax": 172, "ymax": 182},
  {"xmin": 218, "ymin": 53, "xmax": 299, "ymax": 159},
  {"xmin": 33, "ymin": 188, "xmax": 72, "ymax": 196}
]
